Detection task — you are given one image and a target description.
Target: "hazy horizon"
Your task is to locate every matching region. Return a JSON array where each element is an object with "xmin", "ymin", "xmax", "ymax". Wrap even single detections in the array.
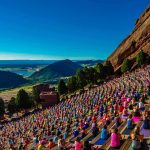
[{"xmin": 0, "ymin": 58, "xmax": 103, "ymax": 61}]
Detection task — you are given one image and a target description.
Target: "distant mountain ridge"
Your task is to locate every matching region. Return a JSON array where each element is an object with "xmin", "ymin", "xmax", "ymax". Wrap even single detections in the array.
[
  {"xmin": 30, "ymin": 59, "xmax": 83, "ymax": 82},
  {"xmin": 0, "ymin": 71, "xmax": 28, "ymax": 90},
  {"xmin": 0, "ymin": 60, "xmax": 57, "ymax": 66},
  {"xmin": 0, "ymin": 60, "xmax": 103, "ymax": 67}
]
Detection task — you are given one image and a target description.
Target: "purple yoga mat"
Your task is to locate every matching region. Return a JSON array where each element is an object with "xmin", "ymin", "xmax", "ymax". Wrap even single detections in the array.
[
  {"xmin": 121, "ymin": 114, "xmax": 128, "ymax": 119},
  {"xmin": 140, "ymin": 124, "xmax": 150, "ymax": 137}
]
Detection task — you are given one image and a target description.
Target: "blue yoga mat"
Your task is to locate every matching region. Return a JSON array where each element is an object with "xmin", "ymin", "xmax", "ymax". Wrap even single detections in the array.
[
  {"xmin": 95, "ymin": 138, "xmax": 106, "ymax": 145},
  {"xmin": 123, "ymin": 124, "xmax": 136, "ymax": 135},
  {"xmin": 123, "ymin": 128, "xmax": 133, "ymax": 135}
]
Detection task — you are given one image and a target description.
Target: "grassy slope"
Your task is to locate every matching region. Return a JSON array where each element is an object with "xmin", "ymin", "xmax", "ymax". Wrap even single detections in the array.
[{"xmin": 0, "ymin": 85, "xmax": 33, "ymax": 102}]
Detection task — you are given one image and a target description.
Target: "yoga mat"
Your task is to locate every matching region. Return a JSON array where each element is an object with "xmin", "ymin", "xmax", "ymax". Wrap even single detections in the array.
[
  {"xmin": 123, "ymin": 124, "xmax": 136, "ymax": 135},
  {"xmin": 108, "ymin": 140, "xmax": 124, "ymax": 150},
  {"xmin": 128, "ymin": 144, "xmax": 133, "ymax": 150},
  {"xmin": 121, "ymin": 115, "xmax": 128, "ymax": 120},
  {"xmin": 95, "ymin": 138, "xmax": 107, "ymax": 145},
  {"xmin": 128, "ymin": 110, "xmax": 132, "ymax": 113},
  {"xmin": 123, "ymin": 128, "xmax": 133, "ymax": 135},
  {"xmin": 108, "ymin": 147, "xmax": 120, "ymax": 150},
  {"xmin": 140, "ymin": 127, "xmax": 150, "ymax": 137}
]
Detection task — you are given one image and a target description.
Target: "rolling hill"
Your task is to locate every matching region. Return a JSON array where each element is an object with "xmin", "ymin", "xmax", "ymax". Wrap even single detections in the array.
[
  {"xmin": 0, "ymin": 71, "xmax": 28, "ymax": 90},
  {"xmin": 107, "ymin": 6, "xmax": 150, "ymax": 71},
  {"xmin": 30, "ymin": 59, "xmax": 83, "ymax": 82}
]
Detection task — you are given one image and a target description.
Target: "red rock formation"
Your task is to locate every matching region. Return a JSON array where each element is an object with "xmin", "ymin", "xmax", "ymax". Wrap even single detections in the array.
[
  {"xmin": 107, "ymin": 6, "xmax": 150, "ymax": 71},
  {"xmin": 34, "ymin": 84, "xmax": 58, "ymax": 108},
  {"xmin": 40, "ymin": 92, "xmax": 58, "ymax": 108}
]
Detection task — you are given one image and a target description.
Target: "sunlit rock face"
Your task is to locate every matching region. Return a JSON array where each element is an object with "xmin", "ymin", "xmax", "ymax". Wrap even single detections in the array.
[{"xmin": 108, "ymin": 6, "xmax": 150, "ymax": 71}]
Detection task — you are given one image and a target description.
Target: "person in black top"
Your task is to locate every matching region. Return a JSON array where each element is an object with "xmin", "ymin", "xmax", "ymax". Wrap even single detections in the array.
[
  {"xmin": 92, "ymin": 123, "xmax": 99, "ymax": 137},
  {"xmin": 133, "ymin": 107, "xmax": 141, "ymax": 117},
  {"xmin": 83, "ymin": 140, "xmax": 92, "ymax": 150}
]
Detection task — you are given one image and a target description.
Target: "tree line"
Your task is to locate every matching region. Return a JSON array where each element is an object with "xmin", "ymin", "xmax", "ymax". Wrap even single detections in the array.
[{"xmin": 58, "ymin": 60, "xmax": 114, "ymax": 95}]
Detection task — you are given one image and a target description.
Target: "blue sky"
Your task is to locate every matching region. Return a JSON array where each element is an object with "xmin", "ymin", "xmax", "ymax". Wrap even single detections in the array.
[{"xmin": 0, "ymin": 0, "xmax": 149, "ymax": 60}]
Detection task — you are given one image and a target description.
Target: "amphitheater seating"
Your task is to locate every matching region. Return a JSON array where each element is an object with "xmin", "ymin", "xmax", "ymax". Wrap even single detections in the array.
[{"xmin": 1, "ymin": 66, "xmax": 150, "ymax": 149}]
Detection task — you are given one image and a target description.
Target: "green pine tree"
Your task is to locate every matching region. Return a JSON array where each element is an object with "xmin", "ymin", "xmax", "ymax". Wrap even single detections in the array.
[
  {"xmin": 32, "ymin": 86, "xmax": 41, "ymax": 105},
  {"xmin": 136, "ymin": 50, "xmax": 145, "ymax": 67},
  {"xmin": 76, "ymin": 69, "xmax": 87, "ymax": 89},
  {"xmin": 7, "ymin": 97, "xmax": 17, "ymax": 113},
  {"xmin": 16, "ymin": 89, "xmax": 31, "ymax": 109},
  {"xmin": 104, "ymin": 61, "xmax": 114, "ymax": 76},
  {"xmin": 95, "ymin": 63, "xmax": 106, "ymax": 79},
  {"xmin": 121, "ymin": 59, "xmax": 132, "ymax": 73},
  {"xmin": 0, "ymin": 98, "xmax": 5, "ymax": 117},
  {"xmin": 67, "ymin": 76, "xmax": 77, "ymax": 93},
  {"xmin": 58, "ymin": 79, "xmax": 68, "ymax": 95}
]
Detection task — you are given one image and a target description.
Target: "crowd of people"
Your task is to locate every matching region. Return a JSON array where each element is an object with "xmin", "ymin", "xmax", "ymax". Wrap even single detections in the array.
[{"xmin": 0, "ymin": 65, "xmax": 150, "ymax": 150}]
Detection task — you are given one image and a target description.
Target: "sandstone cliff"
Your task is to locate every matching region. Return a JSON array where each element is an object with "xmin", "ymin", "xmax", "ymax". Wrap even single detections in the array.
[{"xmin": 107, "ymin": 6, "xmax": 150, "ymax": 71}]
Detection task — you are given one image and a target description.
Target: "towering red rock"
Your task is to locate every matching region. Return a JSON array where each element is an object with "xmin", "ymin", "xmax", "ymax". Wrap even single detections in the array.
[{"xmin": 107, "ymin": 6, "xmax": 150, "ymax": 71}]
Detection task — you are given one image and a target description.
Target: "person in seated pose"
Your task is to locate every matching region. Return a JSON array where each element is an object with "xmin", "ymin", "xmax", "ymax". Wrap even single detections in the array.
[
  {"xmin": 87, "ymin": 115, "xmax": 91, "ymax": 122},
  {"xmin": 105, "ymin": 117, "xmax": 111, "ymax": 126},
  {"xmin": 38, "ymin": 144, "xmax": 43, "ymax": 150},
  {"xmin": 33, "ymin": 135, "xmax": 39, "ymax": 145},
  {"xmin": 144, "ymin": 110, "xmax": 150, "ymax": 120},
  {"xmin": 114, "ymin": 116, "xmax": 121, "ymax": 128},
  {"xmin": 123, "ymin": 100, "xmax": 128, "ymax": 109},
  {"xmin": 63, "ymin": 129, "xmax": 68, "ymax": 140},
  {"xmin": 53, "ymin": 134, "xmax": 58, "ymax": 143},
  {"xmin": 73, "ymin": 128, "xmax": 79, "ymax": 137},
  {"xmin": 79, "ymin": 120, "xmax": 84, "ymax": 129},
  {"xmin": 49, "ymin": 139, "xmax": 54, "ymax": 149},
  {"xmin": 127, "ymin": 114, "xmax": 133, "ymax": 129},
  {"xmin": 122, "ymin": 108, "xmax": 128, "ymax": 116},
  {"xmin": 91, "ymin": 121, "xmax": 96, "ymax": 129},
  {"xmin": 110, "ymin": 106, "xmax": 114, "ymax": 114},
  {"xmin": 138, "ymin": 99, "xmax": 143, "ymax": 108},
  {"xmin": 92, "ymin": 115, "xmax": 96, "ymax": 123},
  {"xmin": 83, "ymin": 140, "xmax": 92, "ymax": 150},
  {"xmin": 133, "ymin": 107, "xmax": 141, "ymax": 117},
  {"xmin": 110, "ymin": 128, "xmax": 121, "ymax": 148},
  {"xmin": 128, "ymin": 104, "xmax": 133, "ymax": 113},
  {"xmin": 75, "ymin": 137, "xmax": 82, "ymax": 150},
  {"xmin": 92, "ymin": 123, "xmax": 99, "ymax": 137},
  {"xmin": 100, "ymin": 125, "xmax": 108, "ymax": 140},
  {"xmin": 100, "ymin": 111, "xmax": 103, "ymax": 118},
  {"xmin": 80, "ymin": 128, "xmax": 86, "ymax": 139},
  {"xmin": 84, "ymin": 122, "xmax": 89, "ymax": 129},
  {"xmin": 143, "ymin": 116, "xmax": 150, "ymax": 129},
  {"xmin": 57, "ymin": 139, "xmax": 65, "ymax": 150},
  {"xmin": 131, "ymin": 126, "xmax": 143, "ymax": 150}
]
